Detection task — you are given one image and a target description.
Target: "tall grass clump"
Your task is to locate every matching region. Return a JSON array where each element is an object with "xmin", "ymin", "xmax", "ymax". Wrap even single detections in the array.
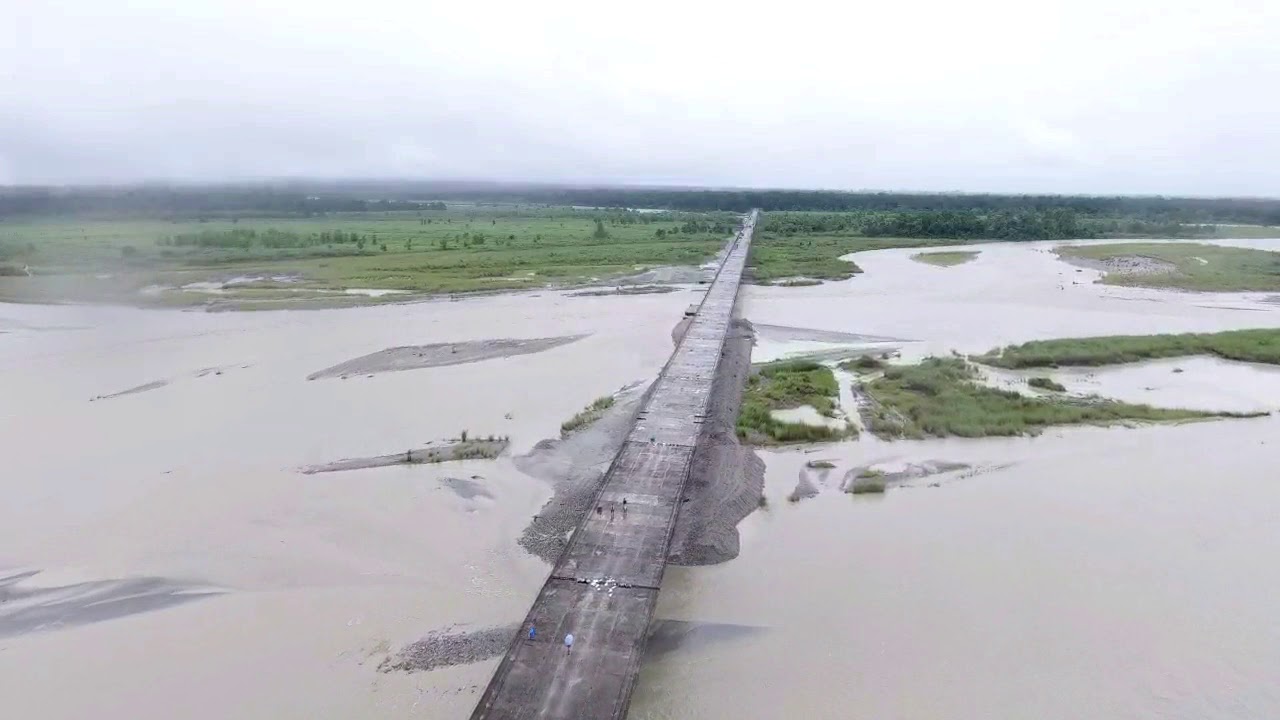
[
  {"xmin": 1027, "ymin": 376, "xmax": 1066, "ymax": 392},
  {"xmin": 980, "ymin": 328, "xmax": 1280, "ymax": 369},
  {"xmin": 910, "ymin": 251, "xmax": 979, "ymax": 267},
  {"xmin": 862, "ymin": 357, "xmax": 1253, "ymax": 439},
  {"xmin": 839, "ymin": 354, "xmax": 885, "ymax": 372},
  {"xmin": 560, "ymin": 395, "xmax": 616, "ymax": 435},
  {"xmin": 735, "ymin": 360, "xmax": 853, "ymax": 444}
]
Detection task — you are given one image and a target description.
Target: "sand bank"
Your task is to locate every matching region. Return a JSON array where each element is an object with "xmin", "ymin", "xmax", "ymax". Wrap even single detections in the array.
[{"xmin": 307, "ymin": 335, "xmax": 586, "ymax": 379}]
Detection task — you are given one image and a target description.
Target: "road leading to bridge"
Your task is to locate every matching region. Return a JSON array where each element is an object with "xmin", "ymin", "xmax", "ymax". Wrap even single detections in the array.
[{"xmin": 469, "ymin": 211, "xmax": 757, "ymax": 720}]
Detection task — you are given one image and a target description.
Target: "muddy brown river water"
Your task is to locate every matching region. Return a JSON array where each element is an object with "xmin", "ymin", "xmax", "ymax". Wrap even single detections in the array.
[{"xmin": 3, "ymin": 239, "xmax": 1280, "ymax": 719}]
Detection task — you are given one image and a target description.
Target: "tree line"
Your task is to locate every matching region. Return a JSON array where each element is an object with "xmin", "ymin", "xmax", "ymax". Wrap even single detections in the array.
[
  {"xmin": 0, "ymin": 188, "xmax": 447, "ymax": 218},
  {"xmin": 5, "ymin": 182, "xmax": 1280, "ymax": 225},
  {"xmin": 762, "ymin": 209, "xmax": 1231, "ymax": 240}
]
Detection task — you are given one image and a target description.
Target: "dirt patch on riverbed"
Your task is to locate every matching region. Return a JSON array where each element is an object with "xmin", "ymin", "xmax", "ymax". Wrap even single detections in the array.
[
  {"xmin": 569, "ymin": 285, "xmax": 680, "ymax": 297},
  {"xmin": 1057, "ymin": 253, "xmax": 1177, "ymax": 276},
  {"xmin": 379, "ymin": 617, "xmax": 765, "ymax": 674},
  {"xmin": 379, "ymin": 624, "xmax": 519, "ymax": 673},
  {"xmin": 614, "ymin": 265, "xmax": 710, "ymax": 285},
  {"xmin": 512, "ymin": 315, "xmax": 760, "ymax": 567},
  {"xmin": 90, "ymin": 380, "xmax": 169, "ymax": 401},
  {"xmin": 306, "ymin": 335, "xmax": 586, "ymax": 379},
  {"xmin": 668, "ymin": 317, "xmax": 765, "ymax": 566},
  {"xmin": 840, "ymin": 460, "xmax": 971, "ymax": 492},
  {"xmin": 515, "ymin": 384, "xmax": 650, "ymax": 563},
  {"xmin": 754, "ymin": 323, "xmax": 906, "ymax": 345},
  {"xmin": 0, "ymin": 570, "xmax": 221, "ymax": 638},
  {"xmin": 299, "ymin": 439, "xmax": 508, "ymax": 474}
]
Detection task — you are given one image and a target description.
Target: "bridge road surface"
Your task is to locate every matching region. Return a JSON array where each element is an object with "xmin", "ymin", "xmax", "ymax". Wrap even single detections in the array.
[{"xmin": 469, "ymin": 211, "xmax": 757, "ymax": 720}]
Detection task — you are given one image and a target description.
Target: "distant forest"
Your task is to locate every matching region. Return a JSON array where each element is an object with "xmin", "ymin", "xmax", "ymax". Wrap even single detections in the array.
[{"xmin": 4, "ymin": 182, "xmax": 1280, "ymax": 226}]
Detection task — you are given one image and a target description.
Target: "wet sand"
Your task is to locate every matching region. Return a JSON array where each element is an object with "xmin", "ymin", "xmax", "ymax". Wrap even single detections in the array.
[
  {"xmin": 668, "ymin": 318, "xmax": 765, "ymax": 566},
  {"xmin": 306, "ymin": 335, "xmax": 585, "ymax": 380},
  {"xmin": 300, "ymin": 439, "xmax": 509, "ymax": 474},
  {"xmin": 568, "ymin": 285, "xmax": 680, "ymax": 297}
]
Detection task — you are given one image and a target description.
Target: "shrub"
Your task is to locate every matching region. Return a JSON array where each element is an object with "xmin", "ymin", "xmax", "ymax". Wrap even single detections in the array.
[{"xmin": 1028, "ymin": 377, "xmax": 1067, "ymax": 392}]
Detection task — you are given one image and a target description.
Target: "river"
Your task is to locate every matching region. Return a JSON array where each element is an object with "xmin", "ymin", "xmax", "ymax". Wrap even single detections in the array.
[
  {"xmin": 2, "ymin": 239, "xmax": 1279, "ymax": 718},
  {"xmin": 630, "ymin": 240, "xmax": 1280, "ymax": 719}
]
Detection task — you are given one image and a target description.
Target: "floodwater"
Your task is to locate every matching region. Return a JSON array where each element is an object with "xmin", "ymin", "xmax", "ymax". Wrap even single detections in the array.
[
  {"xmin": 4, "ymin": 238, "xmax": 1280, "ymax": 719},
  {"xmin": 630, "ymin": 239, "xmax": 1280, "ymax": 719},
  {"xmin": 0, "ymin": 289, "xmax": 694, "ymax": 719}
]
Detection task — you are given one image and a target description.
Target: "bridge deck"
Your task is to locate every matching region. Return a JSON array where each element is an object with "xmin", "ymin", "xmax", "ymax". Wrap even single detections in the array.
[{"xmin": 468, "ymin": 211, "xmax": 756, "ymax": 720}]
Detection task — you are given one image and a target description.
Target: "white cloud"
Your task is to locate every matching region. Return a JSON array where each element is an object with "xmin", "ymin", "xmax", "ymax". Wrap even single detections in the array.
[{"xmin": 3, "ymin": 0, "xmax": 1279, "ymax": 193}]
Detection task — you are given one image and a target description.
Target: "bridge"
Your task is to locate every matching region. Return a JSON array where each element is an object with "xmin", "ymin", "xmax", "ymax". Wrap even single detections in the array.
[{"xmin": 469, "ymin": 211, "xmax": 756, "ymax": 720}]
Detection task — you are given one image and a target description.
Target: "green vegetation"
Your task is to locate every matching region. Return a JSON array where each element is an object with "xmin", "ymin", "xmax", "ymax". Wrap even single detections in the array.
[
  {"xmin": 448, "ymin": 442, "xmax": 504, "ymax": 461},
  {"xmin": 736, "ymin": 360, "xmax": 852, "ymax": 443},
  {"xmin": 912, "ymin": 251, "xmax": 979, "ymax": 267},
  {"xmin": 747, "ymin": 208, "xmax": 1278, "ymax": 287},
  {"xmin": 806, "ymin": 459, "xmax": 836, "ymax": 469},
  {"xmin": 8, "ymin": 185, "xmax": 1280, "ymax": 225},
  {"xmin": 1027, "ymin": 377, "xmax": 1067, "ymax": 392},
  {"xmin": 560, "ymin": 395, "xmax": 616, "ymax": 435},
  {"xmin": 413, "ymin": 437, "xmax": 507, "ymax": 463},
  {"xmin": 0, "ymin": 208, "xmax": 736, "ymax": 305},
  {"xmin": 839, "ymin": 354, "xmax": 886, "ymax": 372},
  {"xmin": 747, "ymin": 233, "xmax": 960, "ymax": 283},
  {"xmin": 763, "ymin": 210, "xmax": 1091, "ymax": 242},
  {"xmin": 981, "ymin": 328, "xmax": 1280, "ymax": 369},
  {"xmin": 861, "ymin": 357, "xmax": 1253, "ymax": 439},
  {"xmin": 1055, "ymin": 243, "xmax": 1280, "ymax": 291},
  {"xmin": 746, "ymin": 360, "xmax": 840, "ymax": 415},
  {"xmin": 850, "ymin": 470, "xmax": 887, "ymax": 494},
  {"xmin": 10, "ymin": 184, "xmax": 1279, "ymax": 305}
]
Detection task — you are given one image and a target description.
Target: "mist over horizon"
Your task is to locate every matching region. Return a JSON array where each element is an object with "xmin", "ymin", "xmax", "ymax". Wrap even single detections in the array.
[{"xmin": 6, "ymin": 0, "xmax": 1280, "ymax": 195}]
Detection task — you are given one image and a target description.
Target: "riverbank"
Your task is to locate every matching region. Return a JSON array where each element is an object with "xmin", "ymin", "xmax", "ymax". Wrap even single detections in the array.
[
  {"xmin": 0, "ymin": 209, "xmax": 736, "ymax": 308},
  {"xmin": 1056, "ymin": 242, "xmax": 1280, "ymax": 291},
  {"xmin": 979, "ymin": 327, "xmax": 1280, "ymax": 368}
]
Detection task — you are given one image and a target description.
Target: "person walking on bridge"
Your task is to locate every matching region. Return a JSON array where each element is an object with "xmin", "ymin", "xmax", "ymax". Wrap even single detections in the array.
[{"xmin": 564, "ymin": 633, "xmax": 574, "ymax": 656}]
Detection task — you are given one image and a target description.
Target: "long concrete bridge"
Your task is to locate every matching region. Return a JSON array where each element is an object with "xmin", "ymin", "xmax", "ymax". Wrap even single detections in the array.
[{"xmin": 469, "ymin": 211, "xmax": 757, "ymax": 720}]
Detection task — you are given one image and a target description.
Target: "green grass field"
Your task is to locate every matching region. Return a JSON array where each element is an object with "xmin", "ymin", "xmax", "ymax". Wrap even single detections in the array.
[
  {"xmin": 746, "ymin": 234, "xmax": 959, "ymax": 283},
  {"xmin": 0, "ymin": 208, "xmax": 736, "ymax": 306},
  {"xmin": 736, "ymin": 360, "xmax": 852, "ymax": 443},
  {"xmin": 862, "ymin": 357, "xmax": 1251, "ymax": 439},
  {"xmin": 979, "ymin": 328, "xmax": 1280, "ymax": 368},
  {"xmin": 1056, "ymin": 242, "xmax": 1280, "ymax": 291},
  {"xmin": 911, "ymin": 250, "xmax": 980, "ymax": 267}
]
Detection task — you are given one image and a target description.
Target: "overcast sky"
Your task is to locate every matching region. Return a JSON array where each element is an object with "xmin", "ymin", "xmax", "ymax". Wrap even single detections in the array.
[{"xmin": 4, "ymin": 0, "xmax": 1279, "ymax": 194}]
